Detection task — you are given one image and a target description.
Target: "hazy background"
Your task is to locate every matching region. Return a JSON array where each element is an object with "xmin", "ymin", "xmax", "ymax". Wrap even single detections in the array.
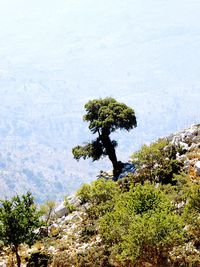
[{"xmin": 0, "ymin": 0, "xmax": 199, "ymax": 202}]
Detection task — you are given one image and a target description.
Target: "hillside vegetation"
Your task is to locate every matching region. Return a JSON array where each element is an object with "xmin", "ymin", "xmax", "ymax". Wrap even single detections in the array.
[{"xmin": 0, "ymin": 124, "xmax": 200, "ymax": 267}]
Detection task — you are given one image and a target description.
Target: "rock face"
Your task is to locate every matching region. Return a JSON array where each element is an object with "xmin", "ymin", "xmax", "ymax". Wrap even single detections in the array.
[
  {"xmin": 118, "ymin": 163, "xmax": 136, "ymax": 179},
  {"xmin": 195, "ymin": 161, "xmax": 200, "ymax": 176},
  {"xmin": 168, "ymin": 124, "xmax": 200, "ymax": 180},
  {"xmin": 0, "ymin": 261, "xmax": 6, "ymax": 267},
  {"xmin": 54, "ymin": 195, "xmax": 81, "ymax": 218},
  {"xmin": 54, "ymin": 202, "xmax": 68, "ymax": 218},
  {"xmin": 169, "ymin": 124, "xmax": 200, "ymax": 149},
  {"xmin": 97, "ymin": 162, "xmax": 136, "ymax": 181}
]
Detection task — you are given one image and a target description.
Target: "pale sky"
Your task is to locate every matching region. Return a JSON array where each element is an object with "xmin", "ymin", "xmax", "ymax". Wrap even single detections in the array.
[{"xmin": 0, "ymin": 0, "xmax": 199, "ymax": 135}]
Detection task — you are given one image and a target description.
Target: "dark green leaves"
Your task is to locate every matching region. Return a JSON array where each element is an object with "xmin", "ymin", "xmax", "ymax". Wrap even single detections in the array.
[
  {"xmin": 0, "ymin": 192, "xmax": 41, "ymax": 248},
  {"xmin": 84, "ymin": 97, "xmax": 137, "ymax": 134}
]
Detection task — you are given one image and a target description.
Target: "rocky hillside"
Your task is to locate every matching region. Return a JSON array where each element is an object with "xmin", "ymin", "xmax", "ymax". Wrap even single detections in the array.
[
  {"xmin": 1, "ymin": 0, "xmax": 200, "ymax": 203},
  {"xmin": 0, "ymin": 124, "xmax": 199, "ymax": 267}
]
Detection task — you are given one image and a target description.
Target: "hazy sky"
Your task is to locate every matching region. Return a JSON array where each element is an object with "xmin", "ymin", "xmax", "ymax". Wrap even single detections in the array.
[
  {"xmin": 0, "ymin": 0, "xmax": 199, "ymax": 136},
  {"xmin": 1, "ymin": 0, "xmax": 200, "ymax": 72}
]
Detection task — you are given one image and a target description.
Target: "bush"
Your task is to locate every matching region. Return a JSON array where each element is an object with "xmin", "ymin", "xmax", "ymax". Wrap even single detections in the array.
[
  {"xmin": 64, "ymin": 197, "xmax": 76, "ymax": 213},
  {"xmin": 76, "ymin": 245, "xmax": 111, "ymax": 267},
  {"xmin": 52, "ymin": 251, "xmax": 74, "ymax": 267},
  {"xmin": 77, "ymin": 179, "xmax": 121, "ymax": 219},
  {"xmin": 131, "ymin": 139, "xmax": 182, "ymax": 185},
  {"xmin": 27, "ymin": 251, "xmax": 52, "ymax": 267},
  {"xmin": 99, "ymin": 183, "xmax": 185, "ymax": 266},
  {"xmin": 76, "ymin": 183, "xmax": 92, "ymax": 204},
  {"xmin": 183, "ymin": 184, "xmax": 200, "ymax": 244},
  {"xmin": 52, "ymin": 246, "xmax": 111, "ymax": 267}
]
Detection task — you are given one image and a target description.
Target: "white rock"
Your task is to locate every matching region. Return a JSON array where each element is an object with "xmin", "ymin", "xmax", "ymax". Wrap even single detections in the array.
[
  {"xmin": 179, "ymin": 141, "xmax": 189, "ymax": 151},
  {"xmin": 68, "ymin": 195, "xmax": 81, "ymax": 207},
  {"xmin": 55, "ymin": 202, "xmax": 68, "ymax": 218},
  {"xmin": 194, "ymin": 161, "xmax": 200, "ymax": 176},
  {"xmin": 48, "ymin": 246, "xmax": 56, "ymax": 253}
]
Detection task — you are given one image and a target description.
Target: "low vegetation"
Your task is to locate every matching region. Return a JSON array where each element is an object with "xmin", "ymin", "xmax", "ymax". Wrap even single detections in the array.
[{"xmin": 0, "ymin": 99, "xmax": 199, "ymax": 266}]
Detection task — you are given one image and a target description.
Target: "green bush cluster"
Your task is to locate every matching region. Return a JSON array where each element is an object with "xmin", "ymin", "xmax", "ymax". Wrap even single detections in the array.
[
  {"xmin": 77, "ymin": 178, "xmax": 120, "ymax": 219},
  {"xmin": 99, "ymin": 183, "xmax": 185, "ymax": 266},
  {"xmin": 27, "ymin": 251, "xmax": 52, "ymax": 267},
  {"xmin": 52, "ymin": 246, "xmax": 111, "ymax": 267},
  {"xmin": 131, "ymin": 139, "xmax": 182, "ymax": 185},
  {"xmin": 64, "ymin": 197, "xmax": 76, "ymax": 213},
  {"xmin": 75, "ymin": 165, "xmax": 200, "ymax": 266}
]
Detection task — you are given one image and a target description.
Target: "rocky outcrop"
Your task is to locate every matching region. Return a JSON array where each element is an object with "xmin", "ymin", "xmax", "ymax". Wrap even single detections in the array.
[
  {"xmin": 54, "ymin": 195, "xmax": 81, "ymax": 218},
  {"xmin": 194, "ymin": 161, "xmax": 200, "ymax": 176},
  {"xmin": 169, "ymin": 124, "xmax": 200, "ymax": 150},
  {"xmin": 97, "ymin": 162, "xmax": 136, "ymax": 180},
  {"xmin": 168, "ymin": 124, "xmax": 200, "ymax": 179}
]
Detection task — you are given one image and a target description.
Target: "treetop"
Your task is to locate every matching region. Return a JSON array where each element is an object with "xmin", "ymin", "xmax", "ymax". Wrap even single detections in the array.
[{"xmin": 84, "ymin": 97, "xmax": 137, "ymax": 134}]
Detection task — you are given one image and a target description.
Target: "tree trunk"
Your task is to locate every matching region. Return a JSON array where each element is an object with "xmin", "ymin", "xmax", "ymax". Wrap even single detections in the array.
[
  {"xmin": 100, "ymin": 132, "xmax": 123, "ymax": 178},
  {"xmin": 14, "ymin": 246, "xmax": 21, "ymax": 267}
]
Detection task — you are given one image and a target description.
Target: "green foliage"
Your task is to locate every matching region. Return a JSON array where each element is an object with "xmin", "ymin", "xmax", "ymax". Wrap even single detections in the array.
[
  {"xmin": 99, "ymin": 183, "xmax": 185, "ymax": 266},
  {"xmin": 75, "ymin": 245, "xmax": 111, "ymax": 267},
  {"xmin": 0, "ymin": 192, "xmax": 42, "ymax": 267},
  {"xmin": 183, "ymin": 183, "xmax": 200, "ymax": 243},
  {"xmin": 0, "ymin": 192, "xmax": 41, "ymax": 247},
  {"xmin": 83, "ymin": 97, "xmax": 137, "ymax": 134},
  {"xmin": 64, "ymin": 197, "xmax": 76, "ymax": 213},
  {"xmin": 52, "ymin": 250, "xmax": 76, "ymax": 267},
  {"xmin": 80, "ymin": 221, "xmax": 97, "ymax": 242},
  {"xmin": 39, "ymin": 200, "xmax": 56, "ymax": 235},
  {"xmin": 77, "ymin": 179, "xmax": 120, "ymax": 219},
  {"xmin": 76, "ymin": 183, "xmax": 92, "ymax": 204},
  {"xmin": 131, "ymin": 139, "xmax": 181, "ymax": 185},
  {"xmin": 52, "ymin": 245, "xmax": 111, "ymax": 267},
  {"xmin": 27, "ymin": 251, "xmax": 52, "ymax": 267}
]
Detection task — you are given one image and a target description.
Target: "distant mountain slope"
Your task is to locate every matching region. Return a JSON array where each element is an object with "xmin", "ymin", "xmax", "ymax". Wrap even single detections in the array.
[{"xmin": 0, "ymin": 0, "xmax": 200, "ymax": 201}]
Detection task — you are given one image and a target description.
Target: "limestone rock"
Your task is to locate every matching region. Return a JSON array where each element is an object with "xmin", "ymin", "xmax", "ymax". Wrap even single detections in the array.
[
  {"xmin": 54, "ymin": 202, "xmax": 68, "ymax": 218},
  {"xmin": 194, "ymin": 161, "xmax": 200, "ymax": 176}
]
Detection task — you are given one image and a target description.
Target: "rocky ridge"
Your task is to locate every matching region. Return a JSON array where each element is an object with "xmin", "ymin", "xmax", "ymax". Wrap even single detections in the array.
[
  {"xmin": 0, "ymin": 124, "xmax": 199, "ymax": 266},
  {"xmin": 168, "ymin": 124, "xmax": 200, "ymax": 180}
]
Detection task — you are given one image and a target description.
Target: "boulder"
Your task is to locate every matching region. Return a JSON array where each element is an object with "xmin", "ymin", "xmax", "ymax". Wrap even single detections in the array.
[
  {"xmin": 49, "ymin": 223, "xmax": 60, "ymax": 237},
  {"xmin": 118, "ymin": 162, "xmax": 136, "ymax": 179},
  {"xmin": 54, "ymin": 202, "xmax": 68, "ymax": 218},
  {"xmin": 0, "ymin": 262, "xmax": 6, "ymax": 267},
  {"xmin": 194, "ymin": 161, "xmax": 200, "ymax": 176},
  {"xmin": 67, "ymin": 195, "xmax": 81, "ymax": 208}
]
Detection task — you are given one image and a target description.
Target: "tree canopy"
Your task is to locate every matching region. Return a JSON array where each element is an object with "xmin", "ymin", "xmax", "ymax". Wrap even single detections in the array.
[
  {"xmin": 72, "ymin": 97, "xmax": 137, "ymax": 177},
  {"xmin": 0, "ymin": 192, "xmax": 41, "ymax": 267}
]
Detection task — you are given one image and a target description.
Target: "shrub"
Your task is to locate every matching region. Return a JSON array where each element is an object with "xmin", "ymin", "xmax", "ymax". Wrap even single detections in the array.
[
  {"xmin": 64, "ymin": 197, "xmax": 76, "ymax": 213},
  {"xmin": 52, "ymin": 251, "xmax": 74, "ymax": 267},
  {"xmin": 99, "ymin": 183, "xmax": 185, "ymax": 266},
  {"xmin": 131, "ymin": 139, "xmax": 182, "ymax": 185},
  {"xmin": 77, "ymin": 179, "xmax": 121, "ymax": 219},
  {"xmin": 76, "ymin": 245, "xmax": 111, "ymax": 267},
  {"xmin": 183, "ymin": 184, "xmax": 200, "ymax": 244},
  {"xmin": 76, "ymin": 183, "xmax": 92, "ymax": 204},
  {"xmin": 27, "ymin": 251, "xmax": 52, "ymax": 267},
  {"xmin": 0, "ymin": 192, "xmax": 42, "ymax": 267}
]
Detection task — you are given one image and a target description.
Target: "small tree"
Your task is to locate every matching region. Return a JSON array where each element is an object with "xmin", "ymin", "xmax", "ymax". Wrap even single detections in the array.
[
  {"xmin": 40, "ymin": 200, "xmax": 56, "ymax": 236},
  {"xmin": 0, "ymin": 192, "xmax": 41, "ymax": 267},
  {"xmin": 72, "ymin": 97, "xmax": 137, "ymax": 177},
  {"xmin": 131, "ymin": 139, "xmax": 181, "ymax": 185}
]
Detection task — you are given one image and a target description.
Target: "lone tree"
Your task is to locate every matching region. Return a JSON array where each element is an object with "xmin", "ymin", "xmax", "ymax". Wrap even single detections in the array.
[
  {"xmin": 0, "ymin": 192, "xmax": 41, "ymax": 267},
  {"xmin": 72, "ymin": 97, "xmax": 137, "ymax": 178}
]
